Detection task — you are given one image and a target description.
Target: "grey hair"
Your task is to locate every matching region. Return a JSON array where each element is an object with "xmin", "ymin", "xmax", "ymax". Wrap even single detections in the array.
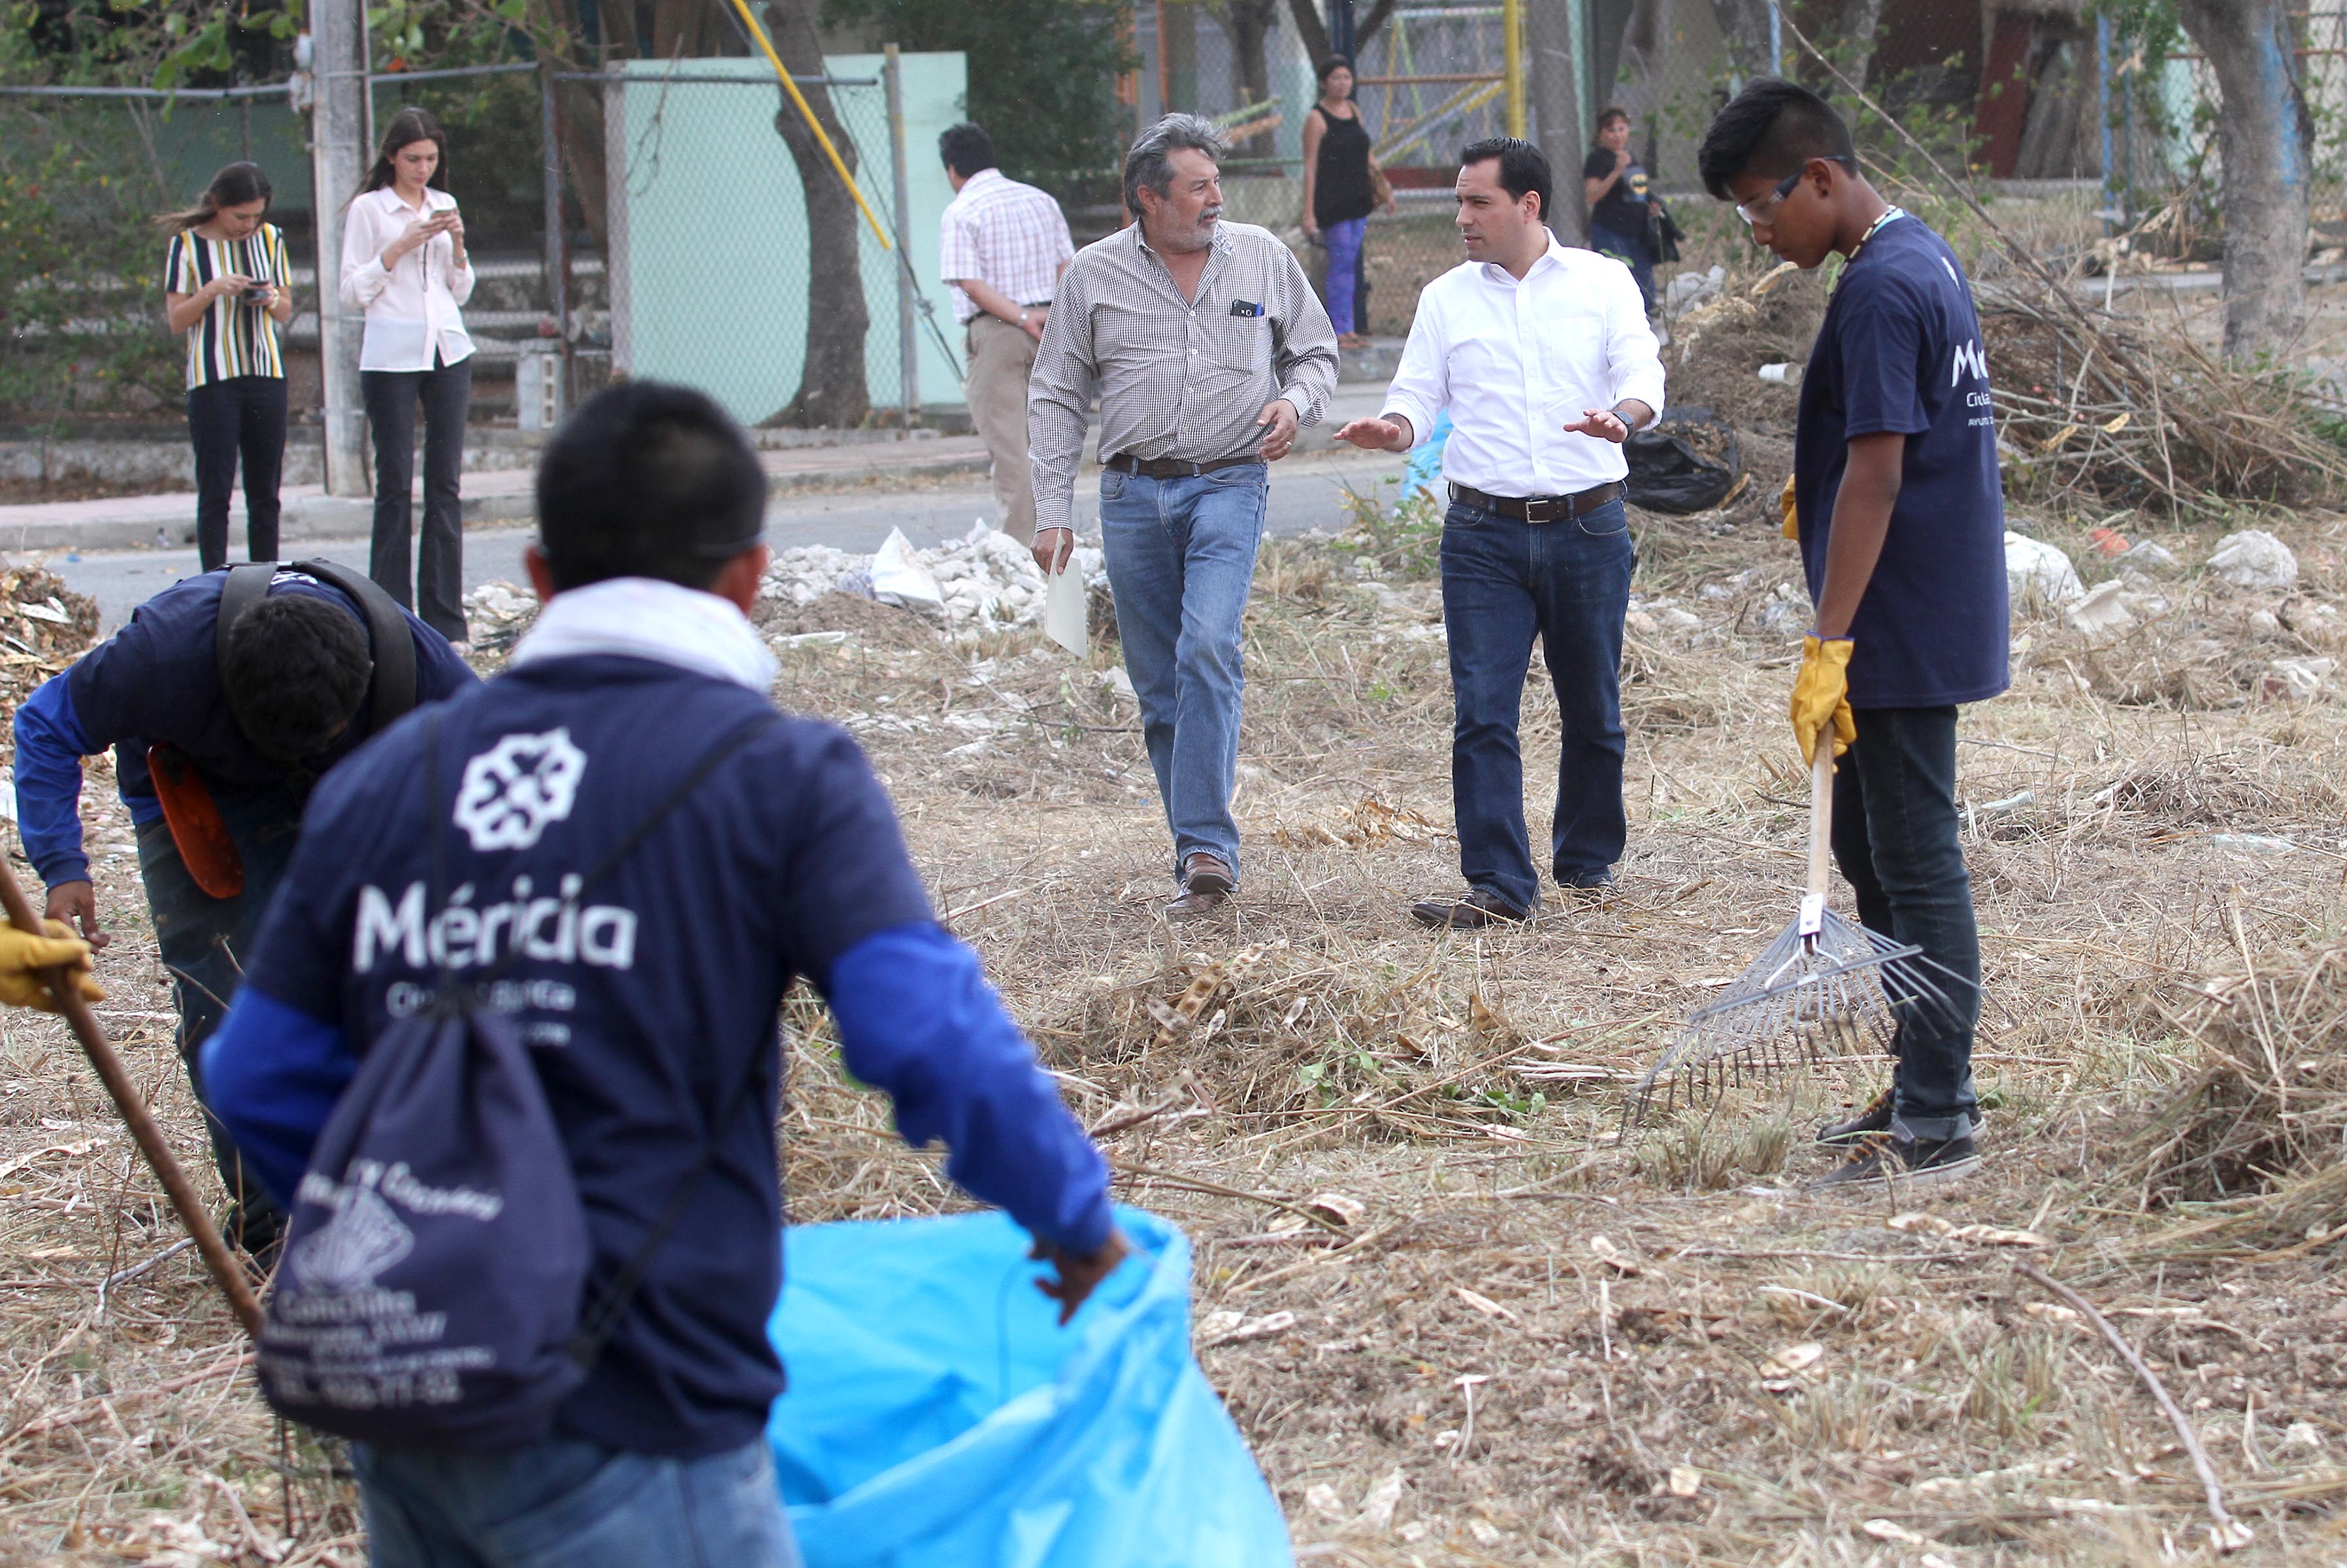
[{"xmin": 1123, "ymin": 113, "xmax": 1228, "ymax": 216}]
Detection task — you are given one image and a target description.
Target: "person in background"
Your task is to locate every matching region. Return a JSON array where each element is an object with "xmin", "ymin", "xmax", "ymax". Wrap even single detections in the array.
[
  {"xmin": 1697, "ymin": 79, "xmax": 2006, "ymax": 1188},
  {"xmin": 1028, "ymin": 114, "xmax": 1339, "ymax": 919},
  {"xmin": 161, "ymin": 162, "xmax": 294, "ymax": 572},
  {"xmin": 1300, "ymin": 55, "xmax": 1396, "ymax": 350},
  {"xmin": 342, "ymin": 106, "xmax": 474, "ymax": 647},
  {"xmin": 1584, "ymin": 107, "xmax": 1658, "ymax": 316},
  {"xmin": 938, "ymin": 122, "xmax": 1074, "ymax": 547},
  {"xmin": 12, "ymin": 565, "xmax": 475, "ymax": 1252},
  {"xmin": 201, "ymin": 383, "xmax": 1125, "ymax": 1565},
  {"xmin": 1335, "ymin": 137, "xmax": 1662, "ymax": 928}
]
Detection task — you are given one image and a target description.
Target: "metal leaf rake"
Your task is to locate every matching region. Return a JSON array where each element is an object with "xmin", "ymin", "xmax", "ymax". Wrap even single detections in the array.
[{"xmin": 1626, "ymin": 747, "xmax": 1962, "ymax": 1127}]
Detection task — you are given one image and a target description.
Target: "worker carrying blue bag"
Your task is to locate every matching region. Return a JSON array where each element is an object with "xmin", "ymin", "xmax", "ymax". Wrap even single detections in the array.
[{"xmin": 201, "ymin": 382, "xmax": 1157, "ymax": 1568}]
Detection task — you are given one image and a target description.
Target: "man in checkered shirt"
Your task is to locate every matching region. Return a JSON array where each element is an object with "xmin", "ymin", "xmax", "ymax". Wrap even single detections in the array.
[
  {"xmin": 938, "ymin": 122, "xmax": 1074, "ymax": 546},
  {"xmin": 1028, "ymin": 114, "xmax": 1338, "ymax": 919}
]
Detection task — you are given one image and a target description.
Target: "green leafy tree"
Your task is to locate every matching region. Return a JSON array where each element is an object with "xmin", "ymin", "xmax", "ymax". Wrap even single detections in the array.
[{"xmin": 822, "ymin": 0, "xmax": 1133, "ymax": 196}]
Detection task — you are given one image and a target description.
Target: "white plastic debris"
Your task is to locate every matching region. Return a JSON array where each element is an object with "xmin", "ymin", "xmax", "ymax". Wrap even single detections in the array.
[
  {"xmin": 1665, "ymin": 265, "xmax": 1725, "ymax": 314},
  {"xmin": 2063, "ymin": 580, "xmax": 2133, "ymax": 635},
  {"xmin": 2269, "ymin": 655, "xmax": 2335, "ymax": 700},
  {"xmin": 2005, "ymin": 531, "xmax": 2085, "ymax": 608},
  {"xmin": 870, "ymin": 527, "xmax": 945, "ymax": 615},
  {"xmin": 2208, "ymin": 529, "xmax": 2298, "ymax": 591},
  {"xmin": 2118, "ymin": 539, "xmax": 2179, "ymax": 572}
]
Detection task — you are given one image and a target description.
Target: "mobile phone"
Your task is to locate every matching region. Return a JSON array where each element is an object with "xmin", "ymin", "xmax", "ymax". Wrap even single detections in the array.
[{"xmin": 243, "ymin": 286, "xmax": 272, "ymax": 303}]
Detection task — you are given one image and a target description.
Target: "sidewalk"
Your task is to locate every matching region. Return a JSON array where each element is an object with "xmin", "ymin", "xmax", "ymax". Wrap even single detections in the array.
[{"xmin": 0, "ymin": 385, "xmax": 1396, "ymax": 555}]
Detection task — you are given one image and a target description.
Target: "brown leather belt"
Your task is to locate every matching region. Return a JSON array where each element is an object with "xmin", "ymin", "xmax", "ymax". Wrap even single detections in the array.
[
  {"xmin": 1106, "ymin": 451, "xmax": 1262, "ymax": 480},
  {"xmin": 1448, "ymin": 480, "xmax": 1625, "ymax": 522}
]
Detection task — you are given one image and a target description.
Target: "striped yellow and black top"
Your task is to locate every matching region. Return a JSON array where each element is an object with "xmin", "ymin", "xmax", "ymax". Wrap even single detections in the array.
[{"xmin": 164, "ymin": 223, "xmax": 290, "ymax": 388}]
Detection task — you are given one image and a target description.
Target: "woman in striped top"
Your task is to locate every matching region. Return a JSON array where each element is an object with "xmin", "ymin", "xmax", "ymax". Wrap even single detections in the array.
[{"xmin": 161, "ymin": 161, "xmax": 294, "ymax": 571}]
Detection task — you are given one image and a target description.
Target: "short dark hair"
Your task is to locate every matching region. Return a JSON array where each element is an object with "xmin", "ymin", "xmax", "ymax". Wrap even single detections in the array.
[
  {"xmin": 1459, "ymin": 136, "xmax": 1551, "ymax": 221},
  {"xmin": 1696, "ymin": 77, "xmax": 1857, "ymax": 201},
  {"xmin": 1317, "ymin": 53, "xmax": 1353, "ymax": 86},
  {"xmin": 535, "ymin": 382, "xmax": 766, "ymax": 592},
  {"xmin": 222, "ymin": 595, "xmax": 372, "ymax": 762},
  {"xmin": 938, "ymin": 122, "xmax": 996, "ymax": 177},
  {"xmin": 1596, "ymin": 105, "xmax": 1630, "ymax": 132}
]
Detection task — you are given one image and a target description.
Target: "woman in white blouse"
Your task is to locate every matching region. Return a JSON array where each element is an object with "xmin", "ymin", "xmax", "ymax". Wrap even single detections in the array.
[{"xmin": 340, "ymin": 106, "xmax": 474, "ymax": 645}]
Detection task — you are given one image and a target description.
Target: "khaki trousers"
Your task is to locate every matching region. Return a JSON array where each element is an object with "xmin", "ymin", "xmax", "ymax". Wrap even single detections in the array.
[{"xmin": 964, "ymin": 313, "xmax": 1039, "ymax": 545}]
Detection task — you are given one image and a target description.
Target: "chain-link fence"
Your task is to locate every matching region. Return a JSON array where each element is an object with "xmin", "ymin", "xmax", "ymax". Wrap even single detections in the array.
[{"xmin": 577, "ymin": 57, "xmax": 938, "ymax": 431}]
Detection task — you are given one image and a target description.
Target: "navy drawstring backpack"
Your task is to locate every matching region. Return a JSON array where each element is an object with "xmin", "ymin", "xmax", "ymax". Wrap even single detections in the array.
[{"xmin": 257, "ymin": 712, "xmax": 771, "ymax": 1447}]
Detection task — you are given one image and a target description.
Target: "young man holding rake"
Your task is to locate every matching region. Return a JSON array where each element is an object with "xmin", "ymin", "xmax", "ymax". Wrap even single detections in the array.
[{"xmin": 1696, "ymin": 81, "xmax": 2008, "ymax": 1188}]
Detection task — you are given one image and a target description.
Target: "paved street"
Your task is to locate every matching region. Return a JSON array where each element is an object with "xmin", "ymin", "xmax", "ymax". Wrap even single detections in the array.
[{"xmin": 46, "ymin": 449, "xmax": 1406, "ymax": 631}]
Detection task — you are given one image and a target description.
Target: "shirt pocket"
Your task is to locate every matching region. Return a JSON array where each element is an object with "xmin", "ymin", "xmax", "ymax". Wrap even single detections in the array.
[
  {"xmin": 1202, "ymin": 311, "xmax": 1272, "ymax": 376},
  {"xmin": 1534, "ymin": 297, "xmax": 1611, "ymax": 410}
]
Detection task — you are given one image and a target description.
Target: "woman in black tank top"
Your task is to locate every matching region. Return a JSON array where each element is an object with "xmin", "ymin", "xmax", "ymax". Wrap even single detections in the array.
[{"xmin": 1300, "ymin": 55, "xmax": 1394, "ymax": 346}]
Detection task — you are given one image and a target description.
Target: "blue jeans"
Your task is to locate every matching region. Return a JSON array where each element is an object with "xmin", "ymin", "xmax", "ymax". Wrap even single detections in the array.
[
  {"xmin": 1439, "ymin": 497, "xmax": 1633, "ymax": 914},
  {"xmin": 1829, "ymin": 706, "xmax": 1982, "ymax": 1141},
  {"xmin": 1322, "ymin": 216, "xmax": 1367, "ymax": 335},
  {"xmin": 354, "ymin": 1433, "xmax": 802, "ymax": 1568},
  {"xmin": 1589, "ymin": 221, "xmax": 1657, "ymax": 316},
  {"xmin": 137, "ymin": 784, "xmax": 305, "ymax": 1249},
  {"xmin": 1099, "ymin": 463, "xmax": 1268, "ymax": 881}
]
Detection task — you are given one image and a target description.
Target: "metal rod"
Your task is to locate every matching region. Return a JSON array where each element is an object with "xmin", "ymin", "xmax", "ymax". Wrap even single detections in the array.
[
  {"xmin": 370, "ymin": 61, "xmax": 539, "ymax": 86},
  {"xmin": 0, "ymin": 83, "xmax": 286, "ymax": 101},
  {"xmin": 883, "ymin": 44, "xmax": 917, "ymax": 431},
  {"xmin": 1354, "ymin": 73, "xmax": 1500, "ymax": 84},
  {"xmin": 1502, "ymin": 0, "xmax": 1524, "ymax": 138},
  {"xmin": 546, "ymin": 71, "xmax": 878, "ymax": 86},
  {"xmin": 540, "ymin": 62, "xmax": 569, "ymax": 414},
  {"xmin": 0, "ymin": 857, "xmax": 263, "ymax": 1338}
]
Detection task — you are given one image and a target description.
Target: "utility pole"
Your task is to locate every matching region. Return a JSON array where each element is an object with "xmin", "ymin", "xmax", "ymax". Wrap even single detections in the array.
[
  {"xmin": 1525, "ymin": 0, "xmax": 1585, "ymax": 243},
  {"xmin": 307, "ymin": 0, "xmax": 371, "ymax": 499}
]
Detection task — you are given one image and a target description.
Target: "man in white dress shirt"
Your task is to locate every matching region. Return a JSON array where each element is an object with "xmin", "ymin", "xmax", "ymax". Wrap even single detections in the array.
[{"xmin": 1337, "ymin": 137, "xmax": 1665, "ymax": 927}]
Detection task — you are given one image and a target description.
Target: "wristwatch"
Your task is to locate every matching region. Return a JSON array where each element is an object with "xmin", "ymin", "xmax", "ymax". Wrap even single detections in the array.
[{"xmin": 1609, "ymin": 404, "xmax": 1645, "ymax": 433}]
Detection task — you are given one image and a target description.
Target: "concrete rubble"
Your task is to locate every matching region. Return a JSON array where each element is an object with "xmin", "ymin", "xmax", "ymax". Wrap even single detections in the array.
[{"xmin": 2208, "ymin": 529, "xmax": 2299, "ymax": 591}]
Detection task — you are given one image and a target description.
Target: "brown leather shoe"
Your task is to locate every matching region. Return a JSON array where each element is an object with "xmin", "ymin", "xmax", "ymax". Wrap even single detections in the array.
[
  {"xmin": 1181, "ymin": 853, "xmax": 1235, "ymax": 896},
  {"xmin": 1409, "ymin": 886, "xmax": 1532, "ymax": 929},
  {"xmin": 1164, "ymin": 853, "xmax": 1234, "ymax": 919}
]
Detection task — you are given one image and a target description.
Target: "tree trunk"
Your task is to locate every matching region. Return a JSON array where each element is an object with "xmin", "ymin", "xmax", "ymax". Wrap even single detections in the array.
[
  {"xmin": 2178, "ymin": 0, "xmax": 2313, "ymax": 361},
  {"xmin": 1213, "ymin": 0, "xmax": 1281, "ymax": 159},
  {"xmin": 1613, "ymin": 0, "xmax": 1675, "ymax": 124},
  {"xmin": 1525, "ymin": 0, "xmax": 1586, "ymax": 241},
  {"xmin": 765, "ymin": 0, "xmax": 870, "ymax": 427},
  {"xmin": 1842, "ymin": 0, "xmax": 1886, "ymax": 96},
  {"xmin": 1709, "ymin": 0, "xmax": 1775, "ymax": 78},
  {"xmin": 1280, "ymin": 0, "xmax": 1403, "ymax": 69}
]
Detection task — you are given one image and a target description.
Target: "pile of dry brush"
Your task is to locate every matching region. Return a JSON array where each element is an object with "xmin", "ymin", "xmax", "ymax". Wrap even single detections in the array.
[{"xmin": 2124, "ymin": 939, "xmax": 2347, "ymax": 1260}]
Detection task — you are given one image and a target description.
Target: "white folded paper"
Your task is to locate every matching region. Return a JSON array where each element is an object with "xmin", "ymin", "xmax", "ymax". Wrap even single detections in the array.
[{"xmin": 1044, "ymin": 560, "xmax": 1087, "ymax": 656}]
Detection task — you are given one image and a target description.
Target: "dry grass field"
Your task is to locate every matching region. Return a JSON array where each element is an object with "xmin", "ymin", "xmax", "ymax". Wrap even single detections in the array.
[{"xmin": 1, "ymin": 474, "xmax": 2344, "ymax": 1564}]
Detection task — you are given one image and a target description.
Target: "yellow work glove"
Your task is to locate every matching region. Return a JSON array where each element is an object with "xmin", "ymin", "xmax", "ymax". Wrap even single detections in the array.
[
  {"xmin": 1790, "ymin": 634, "xmax": 1857, "ymax": 766},
  {"xmin": 1779, "ymin": 472, "xmax": 1798, "ymax": 540},
  {"xmin": 0, "ymin": 921, "xmax": 103, "ymax": 1013}
]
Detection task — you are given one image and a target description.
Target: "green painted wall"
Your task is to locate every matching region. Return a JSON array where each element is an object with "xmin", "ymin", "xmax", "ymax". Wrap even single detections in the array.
[{"xmin": 619, "ymin": 51, "xmax": 968, "ymax": 425}]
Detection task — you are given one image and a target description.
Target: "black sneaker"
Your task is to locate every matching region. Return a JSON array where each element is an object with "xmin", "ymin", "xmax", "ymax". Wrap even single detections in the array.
[
  {"xmin": 1815, "ymin": 1088, "xmax": 1986, "ymax": 1145},
  {"xmin": 1809, "ymin": 1133, "xmax": 1980, "ymax": 1192}
]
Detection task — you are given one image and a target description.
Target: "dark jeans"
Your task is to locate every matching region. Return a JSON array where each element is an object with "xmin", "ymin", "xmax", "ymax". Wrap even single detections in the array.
[
  {"xmin": 1439, "ymin": 496, "xmax": 1633, "ymax": 914},
  {"xmin": 1830, "ymin": 705, "xmax": 1982, "ymax": 1141},
  {"xmin": 187, "ymin": 375, "xmax": 287, "ymax": 571},
  {"xmin": 364, "ymin": 357, "xmax": 470, "ymax": 642},
  {"xmin": 135, "ymin": 785, "xmax": 305, "ymax": 1249},
  {"xmin": 1589, "ymin": 221, "xmax": 1658, "ymax": 316}
]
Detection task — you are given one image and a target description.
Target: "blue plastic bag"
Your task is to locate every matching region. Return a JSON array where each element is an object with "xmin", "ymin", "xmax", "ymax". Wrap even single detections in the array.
[
  {"xmin": 766, "ymin": 1207, "xmax": 1292, "ymax": 1568},
  {"xmin": 1400, "ymin": 410, "xmax": 1454, "ymax": 502}
]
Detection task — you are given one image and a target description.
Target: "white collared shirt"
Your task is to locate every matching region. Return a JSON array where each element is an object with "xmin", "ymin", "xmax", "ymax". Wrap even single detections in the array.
[
  {"xmin": 1382, "ymin": 232, "xmax": 1666, "ymax": 497},
  {"xmin": 938, "ymin": 167, "xmax": 1074, "ymax": 324},
  {"xmin": 338, "ymin": 186, "xmax": 476, "ymax": 372}
]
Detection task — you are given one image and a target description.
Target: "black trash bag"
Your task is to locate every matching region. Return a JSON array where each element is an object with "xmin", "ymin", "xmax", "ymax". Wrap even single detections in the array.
[{"xmin": 1625, "ymin": 406, "xmax": 1739, "ymax": 515}]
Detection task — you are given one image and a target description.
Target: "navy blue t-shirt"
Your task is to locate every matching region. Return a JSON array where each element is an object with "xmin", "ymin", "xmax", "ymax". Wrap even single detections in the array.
[
  {"xmin": 67, "ymin": 566, "xmax": 478, "ymax": 812},
  {"xmin": 241, "ymin": 655, "xmax": 936, "ymax": 1457},
  {"xmin": 1794, "ymin": 215, "xmax": 2011, "ymax": 709}
]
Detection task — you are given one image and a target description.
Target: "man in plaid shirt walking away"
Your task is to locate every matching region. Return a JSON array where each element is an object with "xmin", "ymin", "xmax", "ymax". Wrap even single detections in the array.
[{"xmin": 938, "ymin": 123, "xmax": 1074, "ymax": 547}]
